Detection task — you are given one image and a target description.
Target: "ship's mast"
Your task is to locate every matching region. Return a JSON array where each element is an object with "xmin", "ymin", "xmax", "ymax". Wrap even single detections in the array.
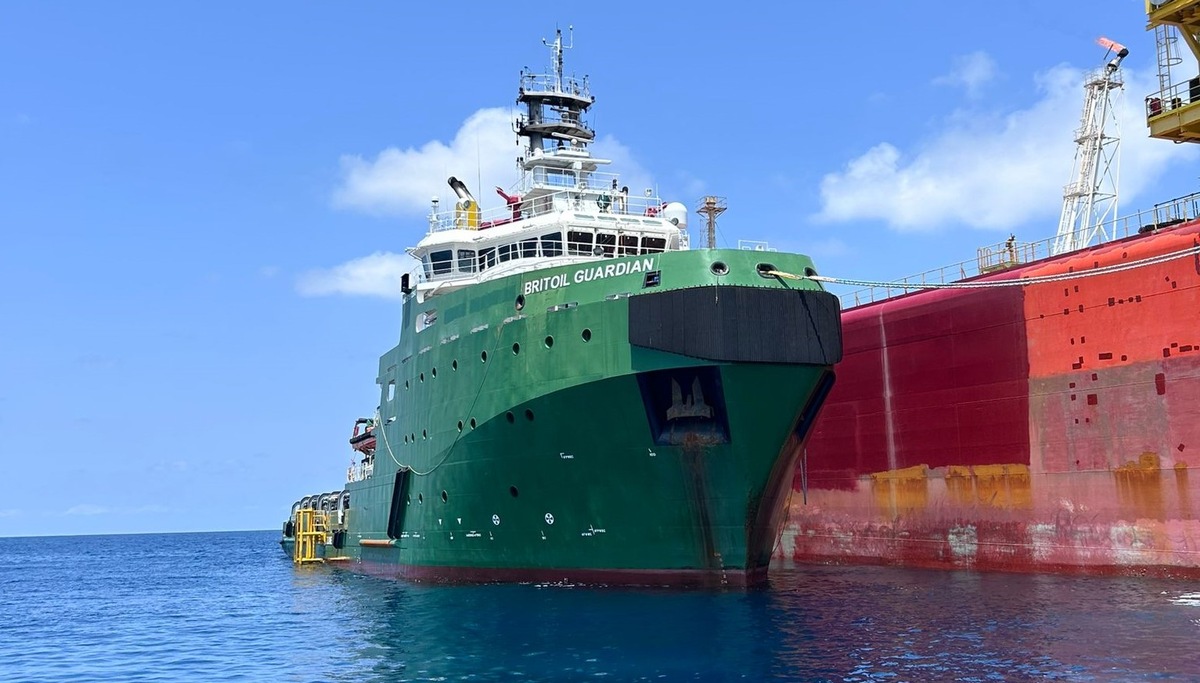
[
  {"xmin": 514, "ymin": 26, "xmax": 614, "ymax": 213},
  {"xmin": 1052, "ymin": 38, "xmax": 1127, "ymax": 256},
  {"xmin": 1146, "ymin": 1, "xmax": 1200, "ymax": 143},
  {"xmin": 695, "ymin": 196, "xmax": 727, "ymax": 249}
]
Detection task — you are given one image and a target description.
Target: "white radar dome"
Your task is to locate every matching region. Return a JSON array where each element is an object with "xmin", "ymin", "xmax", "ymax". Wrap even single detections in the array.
[{"xmin": 661, "ymin": 202, "xmax": 688, "ymax": 229}]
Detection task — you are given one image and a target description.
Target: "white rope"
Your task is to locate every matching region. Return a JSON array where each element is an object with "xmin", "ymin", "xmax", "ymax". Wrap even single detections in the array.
[
  {"xmin": 376, "ymin": 407, "xmax": 406, "ymax": 471},
  {"xmin": 799, "ymin": 244, "xmax": 1200, "ymax": 291},
  {"xmin": 387, "ymin": 319, "xmax": 509, "ymax": 477}
]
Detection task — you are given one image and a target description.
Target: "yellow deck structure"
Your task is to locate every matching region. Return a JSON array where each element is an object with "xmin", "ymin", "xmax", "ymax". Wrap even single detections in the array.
[
  {"xmin": 1147, "ymin": 1, "xmax": 1200, "ymax": 141},
  {"xmin": 292, "ymin": 508, "xmax": 329, "ymax": 564}
]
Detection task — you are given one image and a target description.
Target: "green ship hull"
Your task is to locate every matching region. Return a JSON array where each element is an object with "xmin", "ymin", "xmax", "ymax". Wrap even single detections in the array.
[
  {"xmin": 283, "ymin": 248, "xmax": 841, "ymax": 586},
  {"xmin": 282, "ymin": 28, "xmax": 840, "ymax": 585}
]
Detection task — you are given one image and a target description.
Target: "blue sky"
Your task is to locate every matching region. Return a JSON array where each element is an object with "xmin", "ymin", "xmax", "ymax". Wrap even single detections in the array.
[{"xmin": 2, "ymin": 1, "xmax": 1196, "ymax": 536}]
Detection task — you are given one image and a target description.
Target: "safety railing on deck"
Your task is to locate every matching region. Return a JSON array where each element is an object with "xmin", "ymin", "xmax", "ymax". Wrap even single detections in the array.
[
  {"xmin": 520, "ymin": 73, "xmax": 591, "ymax": 99},
  {"xmin": 840, "ymin": 192, "xmax": 1200, "ymax": 307},
  {"xmin": 347, "ymin": 460, "xmax": 373, "ymax": 483},
  {"xmin": 1146, "ymin": 77, "xmax": 1200, "ymax": 120},
  {"xmin": 427, "ymin": 185, "xmax": 664, "ymax": 233}
]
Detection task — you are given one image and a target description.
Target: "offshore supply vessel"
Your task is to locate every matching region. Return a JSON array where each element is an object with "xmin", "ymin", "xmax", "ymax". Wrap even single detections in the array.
[
  {"xmin": 785, "ymin": 3, "xmax": 1200, "ymax": 576},
  {"xmin": 280, "ymin": 30, "xmax": 842, "ymax": 586}
]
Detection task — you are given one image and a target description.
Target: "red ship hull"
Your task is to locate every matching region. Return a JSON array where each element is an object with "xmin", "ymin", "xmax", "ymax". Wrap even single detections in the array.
[{"xmin": 786, "ymin": 219, "xmax": 1200, "ymax": 575}]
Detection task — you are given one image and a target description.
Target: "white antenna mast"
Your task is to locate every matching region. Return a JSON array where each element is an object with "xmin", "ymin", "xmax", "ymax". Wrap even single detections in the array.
[
  {"xmin": 1053, "ymin": 37, "xmax": 1127, "ymax": 256},
  {"xmin": 542, "ymin": 26, "xmax": 574, "ymax": 92}
]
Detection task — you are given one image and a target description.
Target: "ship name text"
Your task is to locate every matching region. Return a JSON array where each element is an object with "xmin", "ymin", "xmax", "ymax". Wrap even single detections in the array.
[{"xmin": 522, "ymin": 258, "xmax": 656, "ymax": 296}]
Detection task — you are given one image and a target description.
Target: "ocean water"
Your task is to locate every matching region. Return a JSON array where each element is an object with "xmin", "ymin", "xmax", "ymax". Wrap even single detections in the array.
[{"xmin": 1, "ymin": 531, "xmax": 1199, "ymax": 682}]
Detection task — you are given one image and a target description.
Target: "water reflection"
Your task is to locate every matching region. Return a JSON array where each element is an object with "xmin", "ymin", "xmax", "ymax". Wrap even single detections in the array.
[{"xmin": 272, "ymin": 542, "xmax": 1200, "ymax": 682}]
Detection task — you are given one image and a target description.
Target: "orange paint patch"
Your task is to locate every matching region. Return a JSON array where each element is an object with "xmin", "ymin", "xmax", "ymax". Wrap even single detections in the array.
[
  {"xmin": 870, "ymin": 465, "xmax": 929, "ymax": 513},
  {"xmin": 945, "ymin": 463, "xmax": 1032, "ymax": 509},
  {"xmin": 1114, "ymin": 452, "xmax": 1165, "ymax": 520}
]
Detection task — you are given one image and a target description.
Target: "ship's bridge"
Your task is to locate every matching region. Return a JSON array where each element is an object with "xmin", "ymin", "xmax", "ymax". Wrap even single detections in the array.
[
  {"xmin": 1146, "ymin": 0, "xmax": 1200, "ymax": 142},
  {"xmin": 409, "ymin": 199, "xmax": 689, "ymax": 301},
  {"xmin": 403, "ymin": 26, "xmax": 689, "ymax": 302}
]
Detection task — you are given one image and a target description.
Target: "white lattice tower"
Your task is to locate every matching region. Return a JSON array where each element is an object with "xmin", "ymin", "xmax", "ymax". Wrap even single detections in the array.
[{"xmin": 1053, "ymin": 42, "xmax": 1126, "ymax": 256}]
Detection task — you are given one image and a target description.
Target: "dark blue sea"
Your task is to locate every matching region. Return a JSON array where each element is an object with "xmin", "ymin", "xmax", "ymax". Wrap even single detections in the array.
[{"xmin": 2, "ymin": 531, "xmax": 1199, "ymax": 682}]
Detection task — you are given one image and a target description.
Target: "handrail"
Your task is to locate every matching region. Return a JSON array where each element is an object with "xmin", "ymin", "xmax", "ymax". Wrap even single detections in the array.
[
  {"xmin": 840, "ymin": 191, "xmax": 1200, "ymax": 307},
  {"xmin": 520, "ymin": 73, "xmax": 591, "ymax": 99},
  {"xmin": 1145, "ymin": 77, "xmax": 1200, "ymax": 120},
  {"xmin": 426, "ymin": 185, "xmax": 663, "ymax": 234}
]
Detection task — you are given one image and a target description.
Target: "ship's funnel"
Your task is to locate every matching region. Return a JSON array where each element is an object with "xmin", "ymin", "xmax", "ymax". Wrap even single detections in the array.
[{"xmin": 447, "ymin": 176, "xmax": 480, "ymax": 230}]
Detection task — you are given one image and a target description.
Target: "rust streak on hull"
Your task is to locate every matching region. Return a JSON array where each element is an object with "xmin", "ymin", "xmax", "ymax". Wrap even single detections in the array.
[{"xmin": 793, "ymin": 220, "xmax": 1200, "ymax": 575}]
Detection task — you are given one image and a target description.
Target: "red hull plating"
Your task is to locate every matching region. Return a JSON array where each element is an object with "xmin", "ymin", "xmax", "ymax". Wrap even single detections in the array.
[{"xmin": 789, "ymin": 220, "xmax": 1200, "ymax": 575}]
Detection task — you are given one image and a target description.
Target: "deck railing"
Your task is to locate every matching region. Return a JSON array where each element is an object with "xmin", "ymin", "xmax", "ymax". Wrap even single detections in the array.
[
  {"xmin": 840, "ymin": 191, "xmax": 1200, "ymax": 307},
  {"xmin": 427, "ymin": 184, "xmax": 664, "ymax": 233},
  {"xmin": 1146, "ymin": 77, "xmax": 1200, "ymax": 121}
]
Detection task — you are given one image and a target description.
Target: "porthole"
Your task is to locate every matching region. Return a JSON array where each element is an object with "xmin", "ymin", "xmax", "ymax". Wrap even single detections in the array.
[
  {"xmin": 422, "ymin": 429, "xmax": 427, "ymax": 439},
  {"xmin": 457, "ymin": 420, "xmax": 463, "ymax": 432},
  {"xmin": 419, "ymin": 372, "xmax": 425, "ymax": 382},
  {"xmin": 403, "ymin": 435, "xmax": 409, "ymax": 444},
  {"xmin": 515, "ymin": 294, "xmax": 525, "ymax": 311},
  {"xmin": 756, "ymin": 262, "xmax": 778, "ymax": 278},
  {"xmin": 418, "ymin": 494, "xmax": 424, "ymax": 504},
  {"xmin": 582, "ymin": 328, "xmax": 592, "ymax": 342},
  {"xmin": 710, "ymin": 261, "xmax": 729, "ymax": 275},
  {"xmin": 804, "ymin": 266, "xmax": 818, "ymax": 277},
  {"xmin": 525, "ymin": 409, "xmax": 534, "ymax": 421},
  {"xmin": 431, "ymin": 367, "xmax": 437, "ymax": 378},
  {"xmin": 452, "ymin": 360, "xmax": 458, "ymax": 371},
  {"xmin": 512, "ymin": 342, "xmax": 521, "ymax": 355},
  {"xmin": 481, "ymin": 351, "xmax": 488, "ymax": 363},
  {"xmin": 410, "ymin": 433, "xmax": 416, "ymax": 442},
  {"xmin": 544, "ymin": 336, "xmax": 554, "ymax": 348},
  {"xmin": 404, "ymin": 380, "xmax": 410, "ymax": 390},
  {"xmin": 406, "ymin": 495, "xmax": 411, "ymax": 505},
  {"xmin": 509, "ymin": 486, "xmax": 519, "ymax": 498},
  {"xmin": 506, "ymin": 411, "xmax": 515, "ymax": 423},
  {"xmin": 441, "ymin": 490, "xmax": 448, "ymax": 503},
  {"xmin": 470, "ymin": 418, "xmax": 477, "ymax": 429}
]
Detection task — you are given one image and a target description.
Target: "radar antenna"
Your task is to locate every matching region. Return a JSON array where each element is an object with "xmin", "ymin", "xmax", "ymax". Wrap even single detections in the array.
[{"xmin": 1052, "ymin": 37, "xmax": 1126, "ymax": 256}]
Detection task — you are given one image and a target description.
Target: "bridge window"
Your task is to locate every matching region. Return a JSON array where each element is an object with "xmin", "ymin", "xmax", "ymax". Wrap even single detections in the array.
[
  {"xmin": 642, "ymin": 236, "xmax": 667, "ymax": 253},
  {"xmin": 498, "ymin": 243, "xmax": 514, "ymax": 263},
  {"xmin": 542, "ymin": 232, "xmax": 563, "ymax": 257},
  {"xmin": 478, "ymin": 247, "xmax": 496, "ymax": 271},
  {"xmin": 430, "ymin": 250, "xmax": 453, "ymax": 276},
  {"xmin": 521, "ymin": 238, "xmax": 539, "ymax": 258},
  {"xmin": 596, "ymin": 232, "xmax": 616, "ymax": 257},
  {"xmin": 619, "ymin": 234, "xmax": 639, "ymax": 256},
  {"xmin": 457, "ymin": 249, "xmax": 476, "ymax": 273},
  {"xmin": 567, "ymin": 231, "xmax": 593, "ymax": 255}
]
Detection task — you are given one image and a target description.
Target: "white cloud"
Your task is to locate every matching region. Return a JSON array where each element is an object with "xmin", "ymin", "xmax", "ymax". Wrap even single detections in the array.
[
  {"xmin": 333, "ymin": 108, "xmax": 521, "ymax": 216},
  {"xmin": 933, "ymin": 52, "xmax": 998, "ymax": 97},
  {"xmin": 591, "ymin": 134, "xmax": 656, "ymax": 200},
  {"xmin": 817, "ymin": 63, "xmax": 1191, "ymax": 232},
  {"xmin": 296, "ymin": 251, "xmax": 418, "ymax": 300},
  {"xmin": 332, "ymin": 107, "xmax": 658, "ymax": 217},
  {"xmin": 320, "ymin": 108, "xmax": 660, "ymax": 299},
  {"xmin": 64, "ymin": 504, "xmax": 109, "ymax": 516}
]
